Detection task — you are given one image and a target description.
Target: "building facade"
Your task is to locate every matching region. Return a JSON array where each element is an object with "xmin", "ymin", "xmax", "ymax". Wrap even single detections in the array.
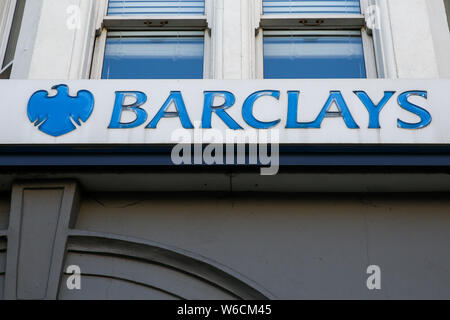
[{"xmin": 0, "ymin": 0, "xmax": 450, "ymax": 299}]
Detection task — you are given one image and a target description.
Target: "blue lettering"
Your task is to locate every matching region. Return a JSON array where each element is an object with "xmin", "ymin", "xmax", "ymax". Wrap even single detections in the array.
[
  {"xmin": 354, "ymin": 91, "xmax": 395, "ymax": 128},
  {"xmin": 289, "ymin": 91, "xmax": 359, "ymax": 129},
  {"xmin": 286, "ymin": 91, "xmax": 313, "ymax": 129},
  {"xmin": 242, "ymin": 90, "xmax": 280, "ymax": 129},
  {"xmin": 147, "ymin": 91, "xmax": 194, "ymax": 129},
  {"xmin": 397, "ymin": 91, "xmax": 431, "ymax": 129},
  {"xmin": 109, "ymin": 91, "xmax": 148, "ymax": 129},
  {"xmin": 202, "ymin": 91, "xmax": 242, "ymax": 130}
]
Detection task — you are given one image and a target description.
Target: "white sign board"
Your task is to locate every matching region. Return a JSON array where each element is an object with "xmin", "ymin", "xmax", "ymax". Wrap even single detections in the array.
[{"xmin": 0, "ymin": 79, "xmax": 449, "ymax": 145}]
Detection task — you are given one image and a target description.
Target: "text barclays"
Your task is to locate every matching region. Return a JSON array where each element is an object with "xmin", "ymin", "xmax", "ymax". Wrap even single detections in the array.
[{"xmin": 108, "ymin": 90, "xmax": 431, "ymax": 130}]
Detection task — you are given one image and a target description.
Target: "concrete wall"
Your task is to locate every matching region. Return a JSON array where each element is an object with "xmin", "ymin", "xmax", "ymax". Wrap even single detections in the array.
[
  {"xmin": 425, "ymin": 0, "xmax": 450, "ymax": 78},
  {"xmin": 1, "ymin": 185, "xmax": 450, "ymax": 299},
  {"xmin": 74, "ymin": 192, "xmax": 450, "ymax": 299},
  {"xmin": 11, "ymin": 0, "xmax": 97, "ymax": 79}
]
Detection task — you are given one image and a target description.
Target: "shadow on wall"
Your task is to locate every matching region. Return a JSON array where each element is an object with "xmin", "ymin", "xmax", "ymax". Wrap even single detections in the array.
[
  {"xmin": 0, "ymin": 237, "xmax": 6, "ymax": 300},
  {"xmin": 445, "ymin": 0, "xmax": 450, "ymax": 31}
]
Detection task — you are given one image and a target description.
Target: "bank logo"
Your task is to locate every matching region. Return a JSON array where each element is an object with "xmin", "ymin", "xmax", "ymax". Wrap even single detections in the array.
[{"xmin": 27, "ymin": 84, "xmax": 94, "ymax": 137}]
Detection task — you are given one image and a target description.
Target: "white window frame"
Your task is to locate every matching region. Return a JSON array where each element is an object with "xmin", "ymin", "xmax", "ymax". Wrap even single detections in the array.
[
  {"xmin": 255, "ymin": 0, "xmax": 378, "ymax": 79},
  {"xmin": 90, "ymin": 0, "xmax": 212, "ymax": 79},
  {"xmin": 0, "ymin": 0, "xmax": 18, "ymax": 76}
]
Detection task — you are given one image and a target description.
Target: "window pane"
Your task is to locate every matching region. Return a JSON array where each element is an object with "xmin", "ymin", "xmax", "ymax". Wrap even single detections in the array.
[
  {"xmin": 263, "ymin": 31, "xmax": 366, "ymax": 79},
  {"xmin": 108, "ymin": 0, "xmax": 205, "ymax": 15},
  {"xmin": 102, "ymin": 32, "xmax": 204, "ymax": 79},
  {"xmin": 263, "ymin": 0, "xmax": 361, "ymax": 15}
]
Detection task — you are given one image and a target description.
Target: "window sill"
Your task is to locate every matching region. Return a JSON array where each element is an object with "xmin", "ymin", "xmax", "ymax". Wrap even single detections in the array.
[
  {"xmin": 260, "ymin": 14, "xmax": 365, "ymax": 30},
  {"xmin": 103, "ymin": 15, "xmax": 208, "ymax": 31}
]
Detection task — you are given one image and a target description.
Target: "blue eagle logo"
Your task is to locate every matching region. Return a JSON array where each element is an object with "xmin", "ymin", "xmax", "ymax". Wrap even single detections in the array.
[{"xmin": 27, "ymin": 84, "xmax": 94, "ymax": 137}]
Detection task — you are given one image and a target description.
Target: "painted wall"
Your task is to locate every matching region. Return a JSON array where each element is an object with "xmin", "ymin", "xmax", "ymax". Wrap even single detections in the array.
[
  {"xmin": 74, "ymin": 192, "xmax": 450, "ymax": 299},
  {"xmin": 2, "ymin": 184, "xmax": 450, "ymax": 299},
  {"xmin": 11, "ymin": 0, "xmax": 97, "ymax": 79}
]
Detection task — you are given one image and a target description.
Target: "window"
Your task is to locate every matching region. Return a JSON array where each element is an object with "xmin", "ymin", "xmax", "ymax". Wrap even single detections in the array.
[
  {"xmin": 92, "ymin": 0, "xmax": 208, "ymax": 79},
  {"xmin": 264, "ymin": 30, "xmax": 366, "ymax": 79},
  {"xmin": 262, "ymin": 0, "xmax": 361, "ymax": 14},
  {"xmin": 0, "ymin": 0, "xmax": 25, "ymax": 79},
  {"xmin": 107, "ymin": 0, "xmax": 205, "ymax": 15},
  {"xmin": 102, "ymin": 31, "xmax": 204, "ymax": 79},
  {"xmin": 258, "ymin": 0, "xmax": 376, "ymax": 79}
]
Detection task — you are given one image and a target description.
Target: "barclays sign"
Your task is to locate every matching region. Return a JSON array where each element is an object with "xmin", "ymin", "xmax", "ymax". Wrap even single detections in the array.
[
  {"xmin": 28, "ymin": 84, "xmax": 94, "ymax": 137},
  {"xmin": 0, "ymin": 79, "xmax": 448, "ymax": 144},
  {"xmin": 104, "ymin": 89, "xmax": 431, "ymax": 132}
]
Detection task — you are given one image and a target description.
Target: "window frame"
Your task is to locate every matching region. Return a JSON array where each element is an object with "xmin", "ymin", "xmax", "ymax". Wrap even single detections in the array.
[
  {"xmin": 255, "ymin": 0, "xmax": 378, "ymax": 79},
  {"xmin": 0, "ymin": 0, "xmax": 17, "ymax": 77},
  {"xmin": 90, "ymin": 0, "xmax": 211, "ymax": 80}
]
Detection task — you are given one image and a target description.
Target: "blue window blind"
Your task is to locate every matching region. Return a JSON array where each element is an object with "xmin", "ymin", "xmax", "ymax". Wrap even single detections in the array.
[
  {"xmin": 263, "ymin": 30, "xmax": 366, "ymax": 79},
  {"xmin": 263, "ymin": 0, "xmax": 361, "ymax": 15},
  {"xmin": 108, "ymin": 0, "xmax": 205, "ymax": 15},
  {"xmin": 102, "ymin": 31, "xmax": 204, "ymax": 79}
]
